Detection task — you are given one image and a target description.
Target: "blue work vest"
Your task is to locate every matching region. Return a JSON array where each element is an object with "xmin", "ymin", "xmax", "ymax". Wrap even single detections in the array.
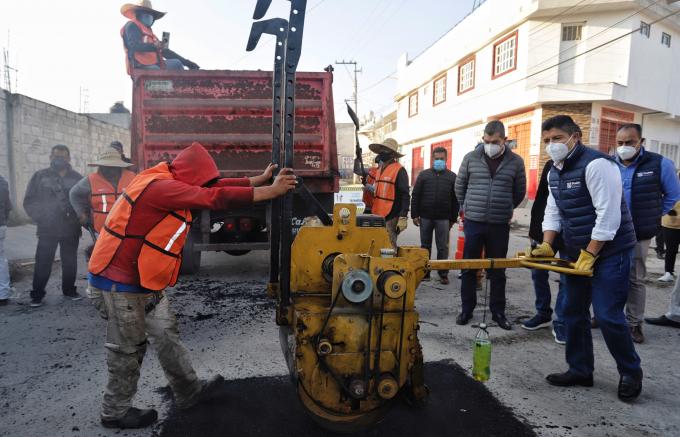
[
  {"xmin": 627, "ymin": 150, "xmax": 663, "ymax": 240},
  {"xmin": 549, "ymin": 143, "xmax": 636, "ymax": 259}
]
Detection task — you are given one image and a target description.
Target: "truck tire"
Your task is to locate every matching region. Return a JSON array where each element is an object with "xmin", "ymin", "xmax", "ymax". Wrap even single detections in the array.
[{"xmin": 180, "ymin": 231, "xmax": 202, "ymax": 275}]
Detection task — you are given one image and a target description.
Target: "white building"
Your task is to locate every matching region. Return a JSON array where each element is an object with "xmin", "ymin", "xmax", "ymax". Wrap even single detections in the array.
[{"xmin": 394, "ymin": 0, "xmax": 680, "ymax": 199}]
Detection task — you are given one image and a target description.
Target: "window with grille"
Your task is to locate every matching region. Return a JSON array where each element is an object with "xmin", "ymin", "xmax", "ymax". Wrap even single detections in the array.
[
  {"xmin": 408, "ymin": 92, "xmax": 419, "ymax": 117},
  {"xmin": 562, "ymin": 24, "xmax": 583, "ymax": 41},
  {"xmin": 640, "ymin": 21, "xmax": 650, "ymax": 38},
  {"xmin": 458, "ymin": 57, "xmax": 475, "ymax": 94},
  {"xmin": 433, "ymin": 75, "xmax": 447, "ymax": 106},
  {"xmin": 662, "ymin": 32, "xmax": 671, "ymax": 47},
  {"xmin": 493, "ymin": 31, "xmax": 518, "ymax": 78},
  {"xmin": 660, "ymin": 143, "xmax": 680, "ymax": 165}
]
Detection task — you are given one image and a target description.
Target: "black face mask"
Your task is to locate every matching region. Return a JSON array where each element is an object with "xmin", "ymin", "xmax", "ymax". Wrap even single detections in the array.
[
  {"xmin": 377, "ymin": 152, "xmax": 393, "ymax": 163},
  {"xmin": 50, "ymin": 157, "xmax": 69, "ymax": 172},
  {"xmin": 100, "ymin": 167, "xmax": 122, "ymax": 180}
]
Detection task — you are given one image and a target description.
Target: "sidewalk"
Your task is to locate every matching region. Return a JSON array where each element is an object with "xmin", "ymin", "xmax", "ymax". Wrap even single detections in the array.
[{"xmin": 5, "ymin": 224, "xmax": 91, "ymax": 263}]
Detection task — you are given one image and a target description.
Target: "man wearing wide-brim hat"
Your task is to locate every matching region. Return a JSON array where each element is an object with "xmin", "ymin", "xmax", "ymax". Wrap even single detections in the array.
[
  {"xmin": 69, "ymin": 146, "xmax": 136, "ymax": 235},
  {"xmin": 120, "ymin": 0, "xmax": 200, "ymax": 75},
  {"xmin": 367, "ymin": 138, "xmax": 410, "ymax": 247}
]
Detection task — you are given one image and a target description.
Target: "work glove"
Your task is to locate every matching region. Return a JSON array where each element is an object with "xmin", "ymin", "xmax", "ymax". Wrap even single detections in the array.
[
  {"xmin": 574, "ymin": 249, "xmax": 598, "ymax": 273},
  {"xmin": 396, "ymin": 217, "xmax": 408, "ymax": 233},
  {"xmin": 529, "ymin": 241, "xmax": 554, "ymax": 258},
  {"xmin": 183, "ymin": 59, "xmax": 200, "ymax": 70}
]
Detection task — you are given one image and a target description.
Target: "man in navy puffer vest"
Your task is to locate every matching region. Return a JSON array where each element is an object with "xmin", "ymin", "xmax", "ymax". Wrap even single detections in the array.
[
  {"xmin": 614, "ymin": 124, "xmax": 680, "ymax": 344},
  {"xmin": 529, "ymin": 115, "xmax": 642, "ymax": 402}
]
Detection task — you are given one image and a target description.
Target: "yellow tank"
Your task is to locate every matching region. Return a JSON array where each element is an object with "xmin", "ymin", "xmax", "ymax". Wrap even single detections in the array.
[
  {"xmin": 279, "ymin": 203, "xmax": 589, "ymax": 432},
  {"xmin": 281, "ymin": 204, "xmax": 428, "ymax": 431}
]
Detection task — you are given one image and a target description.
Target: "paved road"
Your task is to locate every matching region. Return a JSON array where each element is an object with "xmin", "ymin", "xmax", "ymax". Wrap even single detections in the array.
[{"xmin": 1, "ymin": 222, "xmax": 679, "ymax": 436}]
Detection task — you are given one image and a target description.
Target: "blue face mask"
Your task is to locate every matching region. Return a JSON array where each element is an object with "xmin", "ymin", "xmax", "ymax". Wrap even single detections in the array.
[
  {"xmin": 433, "ymin": 159, "xmax": 446, "ymax": 171},
  {"xmin": 138, "ymin": 13, "xmax": 154, "ymax": 27}
]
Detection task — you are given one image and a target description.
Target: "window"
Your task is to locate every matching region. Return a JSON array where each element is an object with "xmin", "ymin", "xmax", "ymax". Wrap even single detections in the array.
[
  {"xmin": 408, "ymin": 92, "xmax": 419, "ymax": 117},
  {"xmin": 562, "ymin": 24, "xmax": 583, "ymax": 41},
  {"xmin": 433, "ymin": 75, "xmax": 447, "ymax": 106},
  {"xmin": 660, "ymin": 143, "xmax": 680, "ymax": 165},
  {"xmin": 493, "ymin": 31, "xmax": 518, "ymax": 79},
  {"xmin": 458, "ymin": 56, "xmax": 475, "ymax": 94},
  {"xmin": 662, "ymin": 32, "xmax": 671, "ymax": 47},
  {"xmin": 640, "ymin": 21, "xmax": 650, "ymax": 38}
]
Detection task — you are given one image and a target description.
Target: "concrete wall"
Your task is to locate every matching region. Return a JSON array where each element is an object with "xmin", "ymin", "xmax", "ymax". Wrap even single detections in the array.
[{"xmin": 0, "ymin": 90, "xmax": 131, "ymax": 220}]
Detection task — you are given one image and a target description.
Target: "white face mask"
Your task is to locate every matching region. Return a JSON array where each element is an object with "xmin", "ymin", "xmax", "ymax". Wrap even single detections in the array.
[
  {"xmin": 484, "ymin": 143, "xmax": 502, "ymax": 158},
  {"xmin": 616, "ymin": 145, "xmax": 638, "ymax": 161},
  {"xmin": 546, "ymin": 135, "xmax": 574, "ymax": 163}
]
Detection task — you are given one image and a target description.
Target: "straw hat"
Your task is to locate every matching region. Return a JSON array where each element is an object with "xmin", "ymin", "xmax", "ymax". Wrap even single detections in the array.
[
  {"xmin": 121, "ymin": 0, "xmax": 166, "ymax": 20},
  {"xmin": 368, "ymin": 138, "xmax": 404, "ymax": 158},
  {"xmin": 89, "ymin": 147, "xmax": 133, "ymax": 168}
]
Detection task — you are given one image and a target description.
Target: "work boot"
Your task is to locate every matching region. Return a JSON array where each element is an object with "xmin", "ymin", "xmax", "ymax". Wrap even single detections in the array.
[
  {"xmin": 178, "ymin": 375, "xmax": 225, "ymax": 410},
  {"xmin": 630, "ymin": 325, "xmax": 644, "ymax": 344},
  {"xmin": 618, "ymin": 371, "xmax": 642, "ymax": 402},
  {"xmin": 101, "ymin": 408, "xmax": 158, "ymax": 429},
  {"xmin": 439, "ymin": 276, "xmax": 449, "ymax": 285}
]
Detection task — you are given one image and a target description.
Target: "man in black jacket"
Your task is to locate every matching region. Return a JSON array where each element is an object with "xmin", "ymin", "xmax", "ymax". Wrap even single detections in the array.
[
  {"xmin": 411, "ymin": 147, "xmax": 459, "ymax": 284},
  {"xmin": 523, "ymin": 160, "xmax": 566, "ymax": 343},
  {"xmin": 0, "ymin": 175, "xmax": 11, "ymax": 305},
  {"xmin": 23, "ymin": 145, "xmax": 83, "ymax": 307}
]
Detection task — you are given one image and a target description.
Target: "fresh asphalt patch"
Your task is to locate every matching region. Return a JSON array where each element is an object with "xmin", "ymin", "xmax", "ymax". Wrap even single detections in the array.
[{"xmin": 155, "ymin": 360, "xmax": 535, "ymax": 437}]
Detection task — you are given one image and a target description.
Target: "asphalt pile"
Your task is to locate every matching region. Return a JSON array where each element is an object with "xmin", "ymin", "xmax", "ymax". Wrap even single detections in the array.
[{"xmin": 156, "ymin": 360, "xmax": 535, "ymax": 437}]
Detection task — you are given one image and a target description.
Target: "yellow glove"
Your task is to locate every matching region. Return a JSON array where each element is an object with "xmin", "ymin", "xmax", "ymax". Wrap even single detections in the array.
[
  {"xmin": 397, "ymin": 217, "xmax": 408, "ymax": 233},
  {"xmin": 529, "ymin": 242, "xmax": 555, "ymax": 258},
  {"xmin": 574, "ymin": 249, "xmax": 598, "ymax": 273}
]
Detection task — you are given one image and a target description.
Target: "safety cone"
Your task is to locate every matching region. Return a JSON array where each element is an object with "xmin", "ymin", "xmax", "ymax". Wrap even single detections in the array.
[{"xmin": 455, "ymin": 213, "xmax": 465, "ymax": 260}]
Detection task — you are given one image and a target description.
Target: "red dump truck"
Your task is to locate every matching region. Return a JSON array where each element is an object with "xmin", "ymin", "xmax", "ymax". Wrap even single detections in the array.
[{"xmin": 130, "ymin": 70, "xmax": 339, "ymax": 273}]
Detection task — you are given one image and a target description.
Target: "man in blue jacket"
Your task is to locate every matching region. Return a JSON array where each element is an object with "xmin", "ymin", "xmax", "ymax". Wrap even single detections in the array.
[
  {"xmin": 614, "ymin": 123, "xmax": 680, "ymax": 344},
  {"xmin": 530, "ymin": 115, "xmax": 642, "ymax": 402}
]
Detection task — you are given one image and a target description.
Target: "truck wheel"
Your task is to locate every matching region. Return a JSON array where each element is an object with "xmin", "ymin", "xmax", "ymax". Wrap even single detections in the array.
[
  {"xmin": 180, "ymin": 232, "xmax": 202, "ymax": 275},
  {"xmin": 226, "ymin": 250, "xmax": 251, "ymax": 256}
]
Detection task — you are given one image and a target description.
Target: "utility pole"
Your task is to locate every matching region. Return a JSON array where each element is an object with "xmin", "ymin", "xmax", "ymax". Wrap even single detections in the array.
[{"xmin": 335, "ymin": 59, "xmax": 361, "ymax": 117}]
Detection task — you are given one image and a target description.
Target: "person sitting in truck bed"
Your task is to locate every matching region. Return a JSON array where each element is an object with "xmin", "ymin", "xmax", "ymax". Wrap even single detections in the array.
[{"xmin": 120, "ymin": 0, "xmax": 200, "ymax": 74}]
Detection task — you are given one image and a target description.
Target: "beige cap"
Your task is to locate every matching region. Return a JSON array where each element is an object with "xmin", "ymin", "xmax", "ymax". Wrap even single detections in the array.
[
  {"xmin": 88, "ymin": 147, "xmax": 133, "ymax": 168},
  {"xmin": 121, "ymin": 0, "xmax": 166, "ymax": 20},
  {"xmin": 368, "ymin": 138, "xmax": 404, "ymax": 158}
]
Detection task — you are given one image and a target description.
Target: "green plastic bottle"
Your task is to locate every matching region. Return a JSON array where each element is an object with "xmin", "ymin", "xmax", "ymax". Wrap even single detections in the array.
[{"xmin": 472, "ymin": 323, "xmax": 491, "ymax": 382}]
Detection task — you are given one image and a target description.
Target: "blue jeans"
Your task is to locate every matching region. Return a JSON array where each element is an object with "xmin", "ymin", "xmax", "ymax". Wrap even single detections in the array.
[
  {"xmin": 420, "ymin": 218, "xmax": 450, "ymax": 278},
  {"xmin": 563, "ymin": 248, "xmax": 641, "ymax": 378},
  {"xmin": 531, "ymin": 268, "xmax": 566, "ymax": 327},
  {"xmin": 460, "ymin": 220, "xmax": 509, "ymax": 315},
  {"xmin": 137, "ymin": 58, "xmax": 184, "ymax": 70}
]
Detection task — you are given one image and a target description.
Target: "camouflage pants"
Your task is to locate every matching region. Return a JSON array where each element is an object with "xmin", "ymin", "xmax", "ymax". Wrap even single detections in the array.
[
  {"xmin": 88, "ymin": 286, "xmax": 202, "ymax": 420},
  {"xmin": 386, "ymin": 217, "xmax": 399, "ymax": 248}
]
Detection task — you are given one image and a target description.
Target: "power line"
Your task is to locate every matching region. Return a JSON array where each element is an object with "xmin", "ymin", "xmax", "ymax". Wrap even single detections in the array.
[
  {"xmin": 530, "ymin": 0, "xmax": 665, "ymax": 72},
  {"xmin": 527, "ymin": 0, "xmax": 594, "ymax": 38},
  {"xmin": 459, "ymin": 7, "xmax": 680, "ymax": 106},
  {"xmin": 348, "ymin": 0, "xmax": 408, "ymax": 60}
]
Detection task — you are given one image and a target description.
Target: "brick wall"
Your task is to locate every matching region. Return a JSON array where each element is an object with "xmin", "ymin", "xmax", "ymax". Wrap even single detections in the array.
[
  {"xmin": 538, "ymin": 103, "xmax": 593, "ymax": 171},
  {"xmin": 0, "ymin": 91, "xmax": 131, "ymax": 221}
]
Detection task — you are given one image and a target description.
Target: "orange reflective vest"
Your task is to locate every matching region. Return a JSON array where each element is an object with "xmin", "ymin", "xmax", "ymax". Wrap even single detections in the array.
[
  {"xmin": 371, "ymin": 162, "xmax": 403, "ymax": 218},
  {"xmin": 88, "ymin": 163, "xmax": 191, "ymax": 291},
  {"xmin": 120, "ymin": 19, "xmax": 164, "ymax": 75},
  {"xmin": 88, "ymin": 170, "xmax": 136, "ymax": 233},
  {"xmin": 362, "ymin": 166, "xmax": 378, "ymax": 210}
]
